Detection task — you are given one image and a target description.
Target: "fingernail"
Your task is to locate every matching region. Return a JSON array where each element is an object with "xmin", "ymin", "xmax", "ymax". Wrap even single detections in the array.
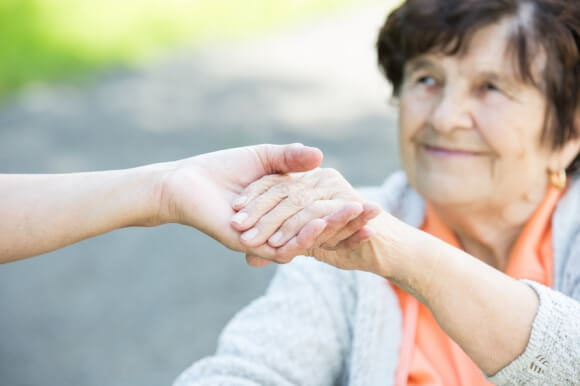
[
  {"xmin": 233, "ymin": 195, "xmax": 247, "ymax": 207},
  {"xmin": 241, "ymin": 228, "xmax": 259, "ymax": 242},
  {"xmin": 232, "ymin": 211, "xmax": 248, "ymax": 225},
  {"xmin": 269, "ymin": 231, "xmax": 283, "ymax": 245}
]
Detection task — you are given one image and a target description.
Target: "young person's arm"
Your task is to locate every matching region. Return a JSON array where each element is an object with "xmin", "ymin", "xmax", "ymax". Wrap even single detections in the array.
[{"xmin": 1, "ymin": 144, "xmax": 376, "ymax": 264}]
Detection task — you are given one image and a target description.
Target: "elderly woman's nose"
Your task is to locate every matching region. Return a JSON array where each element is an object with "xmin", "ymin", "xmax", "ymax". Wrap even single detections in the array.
[{"xmin": 429, "ymin": 88, "xmax": 473, "ymax": 133}]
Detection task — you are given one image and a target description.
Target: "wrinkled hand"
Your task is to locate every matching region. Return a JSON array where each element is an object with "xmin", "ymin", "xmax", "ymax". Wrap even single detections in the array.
[
  {"xmin": 231, "ymin": 168, "xmax": 382, "ymax": 268},
  {"xmin": 156, "ymin": 144, "xmax": 328, "ymax": 258}
]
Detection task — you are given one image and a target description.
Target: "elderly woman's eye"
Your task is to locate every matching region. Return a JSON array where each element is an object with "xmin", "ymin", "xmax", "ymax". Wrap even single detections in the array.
[
  {"xmin": 416, "ymin": 75, "xmax": 437, "ymax": 87},
  {"xmin": 484, "ymin": 82, "xmax": 500, "ymax": 92},
  {"xmin": 418, "ymin": 76, "xmax": 437, "ymax": 86}
]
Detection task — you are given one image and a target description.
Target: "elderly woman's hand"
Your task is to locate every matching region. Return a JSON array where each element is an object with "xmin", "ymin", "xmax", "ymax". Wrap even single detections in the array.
[{"xmin": 231, "ymin": 168, "xmax": 383, "ymax": 268}]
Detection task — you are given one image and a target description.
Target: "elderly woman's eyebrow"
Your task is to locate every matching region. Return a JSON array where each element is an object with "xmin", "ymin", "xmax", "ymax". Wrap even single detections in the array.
[
  {"xmin": 404, "ymin": 58, "xmax": 437, "ymax": 76},
  {"xmin": 477, "ymin": 71, "xmax": 521, "ymax": 90}
]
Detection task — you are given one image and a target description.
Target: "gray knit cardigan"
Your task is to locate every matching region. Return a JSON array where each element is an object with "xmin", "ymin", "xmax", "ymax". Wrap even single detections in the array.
[{"xmin": 174, "ymin": 171, "xmax": 580, "ymax": 386}]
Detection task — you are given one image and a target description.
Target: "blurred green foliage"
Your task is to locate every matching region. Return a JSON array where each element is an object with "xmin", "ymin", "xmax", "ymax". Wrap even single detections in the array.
[{"xmin": 0, "ymin": 0, "xmax": 380, "ymax": 98}]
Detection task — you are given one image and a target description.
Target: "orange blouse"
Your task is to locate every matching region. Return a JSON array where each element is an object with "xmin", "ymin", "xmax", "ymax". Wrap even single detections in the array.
[{"xmin": 394, "ymin": 186, "xmax": 563, "ymax": 386}]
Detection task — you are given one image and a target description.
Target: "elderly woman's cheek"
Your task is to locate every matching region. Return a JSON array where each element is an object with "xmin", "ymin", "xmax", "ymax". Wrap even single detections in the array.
[
  {"xmin": 478, "ymin": 110, "xmax": 540, "ymax": 174},
  {"xmin": 398, "ymin": 93, "xmax": 435, "ymax": 191},
  {"xmin": 399, "ymin": 93, "xmax": 432, "ymax": 139}
]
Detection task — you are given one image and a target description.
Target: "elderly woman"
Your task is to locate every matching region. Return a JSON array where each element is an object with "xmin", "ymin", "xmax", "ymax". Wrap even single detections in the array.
[{"xmin": 175, "ymin": 0, "xmax": 580, "ymax": 385}]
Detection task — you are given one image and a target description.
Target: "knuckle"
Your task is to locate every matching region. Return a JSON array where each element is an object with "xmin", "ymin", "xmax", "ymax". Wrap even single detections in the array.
[
  {"xmin": 279, "ymin": 217, "xmax": 299, "ymax": 235},
  {"xmin": 323, "ymin": 219, "xmax": 342, "ymax": 234},
  {"xmin": 321, "ymin": 219, "xmax": 340, "ymax": 234},
  {"xmin": 288, "ymin": 191, "xmax": 310, "ymax": 208},
  {"xmin": 250, "ymin": 212, "xmax": 277, "ymax": 232},
  {"xmin": 275, "ymin": 182, "xmax": 292, "ymax": 196},
  {"xmin": 257, "ymin": 196, "xmax": 281, "ymax": 212},
  {"xmin": 249, "ymin": 175, "xmax": 286, "ymax": 196},
  {"xmin": 253, "ymin": 216, "xmax": 279, "ymax": 234}
]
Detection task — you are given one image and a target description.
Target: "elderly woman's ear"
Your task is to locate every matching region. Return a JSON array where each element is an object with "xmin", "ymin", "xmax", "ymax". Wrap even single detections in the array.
[
  {"xmin": 546, "ymin": 114, "xmax": 580, "ymax": 174},
  {"xmin": 547, "ymin": 139, "xmax": 580, "ymax": 172}
]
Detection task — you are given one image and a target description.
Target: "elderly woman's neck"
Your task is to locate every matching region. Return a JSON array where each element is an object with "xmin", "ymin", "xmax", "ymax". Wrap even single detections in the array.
[
  {"xmin": 431, "ymin": 191, "xmax": 546, "ymax": 271},
  {"xmin": 453, "ymin": 226, "xmax": 520, "ymax": 271}
]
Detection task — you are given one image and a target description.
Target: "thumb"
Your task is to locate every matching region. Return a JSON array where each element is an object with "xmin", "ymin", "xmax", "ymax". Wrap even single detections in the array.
[{"xmin": 260, "ymin": 143, "xmax": 323, "ymax": 174}]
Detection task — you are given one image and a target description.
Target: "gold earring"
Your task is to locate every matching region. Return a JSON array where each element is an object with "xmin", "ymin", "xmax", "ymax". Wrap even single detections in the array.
[{"xmin": 549, "ymin": 169, "xmax": 567, "ymax": 189}]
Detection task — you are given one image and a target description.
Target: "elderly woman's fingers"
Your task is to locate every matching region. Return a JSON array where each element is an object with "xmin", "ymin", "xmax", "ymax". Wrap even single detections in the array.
[
  {"xmin": 268, "ymin": 201, "xmax": 377, "ymax": 250},
  {"xmin": 268, "ymin": 203, "xmax": 379, "ymax": 261},
  {"xmin": 231, "ymin": 173, "xmax": 288, "ymax": 217},
  {"xmin": 271, "ymin": 218, "xmax": 328, "ymax": 261},
  {"xmin": 233, "ymin": 168, "xmax": 330, "ymax": 212},
  {"xmin": 243, "ymin": 218, "xmax": 327, "ymax": 265},
  {"xmin": 231, "ymin": 179, "xmax": 325, "ymax": 232},
  {"xmin": 241, "ymin": 199, "xmax": 361, "ymax": 249},
  {"xmin": 319, "ymin": 202, "xmax": 382, "ymax": 249},
  {"xmin": 235, "ymin": 181, "xmax": 305, "ymax": 231},
  {"xmin": 232, "ymin": 174, "xmax": 292, "ymax": 211},
  {"xmin": 327, "ymin": 226, "xmax": 376, "ymax": 250},
  {"xmin": 271, "ymin": 202, "xmax": 365, "ymax": 249}
]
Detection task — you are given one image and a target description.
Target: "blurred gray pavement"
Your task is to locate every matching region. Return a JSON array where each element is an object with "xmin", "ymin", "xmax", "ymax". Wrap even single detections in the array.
[{"xmin": 0, "ymin": 4, "xmax": 400, "ymax": 386}]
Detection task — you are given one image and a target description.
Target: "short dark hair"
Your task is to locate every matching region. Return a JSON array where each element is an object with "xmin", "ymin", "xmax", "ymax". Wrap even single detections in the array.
[{"xmin": 376, "ymin": 0, "xmax": 580, "ymax": 173}]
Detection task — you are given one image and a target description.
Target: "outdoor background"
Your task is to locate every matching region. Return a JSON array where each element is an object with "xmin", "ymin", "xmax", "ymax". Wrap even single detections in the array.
[{"xmin": 0, "ymin": 1, "xmax": 401, "ymax": 385}]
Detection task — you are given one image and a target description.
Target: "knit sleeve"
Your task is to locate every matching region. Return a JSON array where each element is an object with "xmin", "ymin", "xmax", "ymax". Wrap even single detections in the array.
[
  {"xmin": 487, "ymin": 280, "xmax": 580, "ymax": 385},
  {"xmin": 172, "ymin": 257, "xmax": 355, "ymax": 386}
]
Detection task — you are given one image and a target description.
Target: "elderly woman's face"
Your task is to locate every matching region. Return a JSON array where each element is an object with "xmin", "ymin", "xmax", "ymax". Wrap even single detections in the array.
[{"xmin": 398, "ymin": 19, "xmax": 553, "ymax": 209}]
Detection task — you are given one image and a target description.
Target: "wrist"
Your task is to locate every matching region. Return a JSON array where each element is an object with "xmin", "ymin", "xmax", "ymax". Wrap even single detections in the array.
[
  {"xmin": 363, "ymin": 212, "xmax": 439, "ymax": 301},
  {"xmin": 148, "ymin": 155, "xmax": 211, "ymax": 226},
  {"xmin": 143, "ymin": 160, "xmax": 183, "ymax": 226},
  {"xmin": 125, "ymin": 160, "xmax": 181, "ymax": 227},
  {"xmin": 358, "ymin": 212, "xmax": 417, "ymax": 278}
]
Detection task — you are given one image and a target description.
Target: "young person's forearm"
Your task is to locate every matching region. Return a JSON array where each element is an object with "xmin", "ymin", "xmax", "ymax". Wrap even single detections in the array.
[
  {"xmin": 0, "ymin": 165, "xmax": 165, "ymax": 263},
  {"xmin": 366, "ymin": 213, "xmax": 538, "ymax": 375}
]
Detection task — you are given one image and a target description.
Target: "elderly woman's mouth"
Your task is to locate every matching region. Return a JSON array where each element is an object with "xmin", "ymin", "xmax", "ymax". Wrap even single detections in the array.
[{"xmin": 422, "ymin": 144, "xmax": 489, "ymax": 157}]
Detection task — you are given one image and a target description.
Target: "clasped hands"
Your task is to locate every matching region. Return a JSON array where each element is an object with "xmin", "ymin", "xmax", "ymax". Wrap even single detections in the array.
[
  {"xmin": 230, "ymin": 168, "xmax": 382, "ymax": 268},
  {"xmin": 157, "ymin": 143, "xmax": 382, "ymax": 271}
]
